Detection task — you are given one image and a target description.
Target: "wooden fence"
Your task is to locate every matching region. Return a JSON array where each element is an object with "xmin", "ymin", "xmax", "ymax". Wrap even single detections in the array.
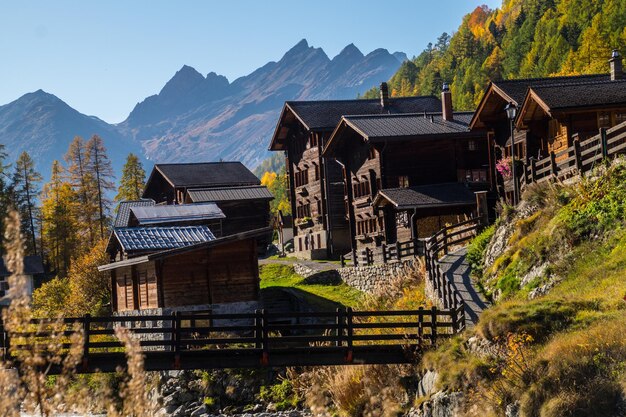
[
  {"xmin": 424, "ymin": 217, "xmax": 481, "ymax": 311},
  {"xmin": 521, "ymin": 122, "xmax": 626, "ymax": 186},
  {"xmin": 0, "ymin": 307, "xmax": 465, "ymax": 372},
  {"xmin": 341, "ymin": 239, "xmax": 422, "ymax": 267}
]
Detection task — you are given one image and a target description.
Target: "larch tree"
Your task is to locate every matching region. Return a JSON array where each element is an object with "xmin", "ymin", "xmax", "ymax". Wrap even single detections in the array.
[
  {"xmin": 115, "ymin": 153, "xmax": 146, "ymax": 202},
  {"xmin": 64, "ymin": 136, "xmax": 97, "ymax": 246},
  {"xmin": 10, "ymin": 151, "xmax": 42, "ymax": 255},
  {"xmin": 85, "ymin": 135, "xmax": 115, "ymax": 239},
  {"xmin": 41, "ymin": 161, "xmax": 78, "ymax": 276}
]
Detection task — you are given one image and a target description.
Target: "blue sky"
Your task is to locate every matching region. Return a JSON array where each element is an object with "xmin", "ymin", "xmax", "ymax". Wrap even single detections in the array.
[{"xmin": 1, "ymin": 0, "xmax": 500, "ymax": 123}]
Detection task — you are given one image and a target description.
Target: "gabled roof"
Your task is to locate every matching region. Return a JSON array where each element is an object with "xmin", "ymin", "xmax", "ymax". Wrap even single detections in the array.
[
  {"xmin": 98, "ymin": 227, "xmax": 272, "ymax": 271},
  {"xmin": 520, "ymin": 79, "xmax": 626, "ymax": 122},
  {"xmin": 373, "ymin": 183, "xmax": 477, "ymax": 210},
  {"xmin": 323, "ymin": 112, "xmax": 479, "ymax": 157},
  {"xmin": 145, "ymin": 162, "xmax": 260, "ymax": 191},
  {"xmin": 470, "ymin": 74, "xmax": 610, "ymax": 129},
  {"xmin": 114, "ymin": 199, "xmax": 156, "ymax": 228},
  {"xmin": 269, "ymin": 96, "xmax": 442, "ymax": 151},
  {"xmin": 0, "ymin": 256, "xmax": 45, "ymax": 277},
  {"xmin": 130, "ymin": 203, "xmax": 225, "ymax": 226},
  {"xmin": 186, "ymin": 185, "xmax": 274, "ymax": 203},
  {"xmin": 113, "ymin": 226, "xmax": 215, "ymax": 253}
]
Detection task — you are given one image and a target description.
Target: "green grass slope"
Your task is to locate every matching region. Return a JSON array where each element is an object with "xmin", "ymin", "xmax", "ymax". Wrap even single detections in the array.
[{"xmin": 425, "ymin": 161, "xmax": 626, "ymax": 417}]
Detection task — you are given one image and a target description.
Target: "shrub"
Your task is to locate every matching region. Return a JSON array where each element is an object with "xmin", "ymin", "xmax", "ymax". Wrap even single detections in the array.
[
  {"xmin": 466, "ymin": 225, "xmax": 495, "ymax": 278},
  {"xmin": 259, "ymin": 378, "xmax": 300, "ymax": 410}
]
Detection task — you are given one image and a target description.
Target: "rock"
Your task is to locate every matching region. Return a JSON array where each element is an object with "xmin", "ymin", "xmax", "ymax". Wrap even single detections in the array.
[
  {"xmin": 416, "ymin": 370, "xmax": 438, "ymax": 398},
  {"xmin": 506, "ymin": 401, "xmax": 520, "ymax": 417},
  {"xmin": 171, "ymin": 404, "xmax": 188, "ymax": 417},
  {"xmin": 163, "ymin": 392, "xmax": 179, "ymax": 407},
  {"xmin": 407, "ymin": 391, "xmax": 464, "ymax": 417},
  {"xmin": 190, "ymin": 404, "xmax": 208, "ymax": 417}
]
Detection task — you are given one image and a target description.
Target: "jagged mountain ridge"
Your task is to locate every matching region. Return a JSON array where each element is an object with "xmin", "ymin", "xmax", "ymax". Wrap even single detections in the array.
[
  {"xmin": 0, "ymin": 39, "xmax": 406, "ymax": 179},
  {"xmin": 0, "ymin": 90, "xmax": 144, "ymax": 179},
  {"xmin": 119, "ymin": 39, "xmax": 407, "ymax": 167}
]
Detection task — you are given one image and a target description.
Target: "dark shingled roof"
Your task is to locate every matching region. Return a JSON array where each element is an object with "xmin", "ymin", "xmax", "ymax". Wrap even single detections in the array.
[
  {"xmin": 285, "ymin": 96, "xmax": 442, "ymax": 131},
  {"xmin": 0, "ymin": 256, "xmax": 45, "ymax": 277},
  {"xmin": 154, "ymin": 162, "xmax": 260, "ymax": 188},
  {"xmin": 113, "ymin": 226, "xmax": 215, "ymax": 252},
  {"xmin": 374, "ymin": 183, "xmax": 477, "ymax": 210},
  {"xmin": 530, "ymin": 79, "xmax": 626, "ymax": 110},
  {"xmin": 342, "ymin": 112, "xmax": 475, "ymax": 140},
  {"xmin": 130, "ymin": 203, "xmax": 225, "ymax": 225},
  {"xmin": 493, "ymin": 74, "xmax": 610, "ymax": 105},
  {"xmin": 114, "ymin": 199, "xmax": 156, "ymax": 228},
  {"xmin": 187, "ymin": 185, "xmax": 274, "ymax": 203}
]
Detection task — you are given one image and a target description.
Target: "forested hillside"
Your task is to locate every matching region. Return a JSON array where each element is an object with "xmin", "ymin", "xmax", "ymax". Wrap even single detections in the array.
[{"xmin": 362, "ymin": 0, "xmax": 626, "ymax": 110}]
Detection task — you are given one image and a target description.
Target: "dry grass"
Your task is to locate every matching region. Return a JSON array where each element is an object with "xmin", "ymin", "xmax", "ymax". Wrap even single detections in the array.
[{"xmin": 0, "ymin": 209, "xmax": 155, "ymax": 416}]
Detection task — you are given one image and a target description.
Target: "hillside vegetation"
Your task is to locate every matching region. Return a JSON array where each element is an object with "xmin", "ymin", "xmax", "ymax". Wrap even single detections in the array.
[
  {"xmin": 363, "ymin": 0, "xmax": 626, "ymax": 110},
  {"xmin": 425, "ymin": 160, "xmax": 626, "ymax": 417}
]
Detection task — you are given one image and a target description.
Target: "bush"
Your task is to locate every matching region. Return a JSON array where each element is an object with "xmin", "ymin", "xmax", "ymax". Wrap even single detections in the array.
[
  {"xmin": 259, "ymin": 379, "xmax": 299, "ymax": 410},
  {"xmin": 466, "ymin": 225, "xmax": 495, "ymax": 278}
]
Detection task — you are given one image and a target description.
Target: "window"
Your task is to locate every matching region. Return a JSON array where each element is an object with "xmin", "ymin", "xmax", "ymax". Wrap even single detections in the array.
[
  {"xmin": 616, "ymin": 112, "xmax": 626, "ymax": 125},
  {"xmin": 468, "ymin": 140, "xmax": 476, "ymax": 151},
  {"xmin": 310, "ymin": 134, "xmax": 318, "ymax": 148},
  {"xmin": 316, "ymin": 200, "xmax": 322, "ymax": 216},
  {"xmin": 353, "ymin": 180, "xmax": 371, "ymax": 198},
  {"xmin": 314, "ymin": 164, "xmax": 320, "ymax": 181},
  {"xmin": 296, "ymin": 203, "xmax": 311, "ymax": 219},
  {"xmin": 368, "ymin": 147, "xmax": 377, "ymax": 160},
  {"xmin": 295, "ymin": 168, "xmax": 309, "ymax": 187},
  {"xmin": 398, "ymin": 176, "xmax": 409, "ymax": 188},
  {"xmin": 598, "ymin": 112, "xmax": 611, "ymax": 128}
]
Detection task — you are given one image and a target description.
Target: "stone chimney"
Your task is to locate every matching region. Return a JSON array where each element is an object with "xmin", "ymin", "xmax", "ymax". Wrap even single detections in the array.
[
  {"xmin": 380, "ymin": 82, "xmax": 389, "ymax": 109},
  {"xmin": 442, "ymin": 83, "xmax": 453, "ymax": 121},
  {"xmin": 610, "ymin": 50, "xmax": 623, "ymax": 81}
]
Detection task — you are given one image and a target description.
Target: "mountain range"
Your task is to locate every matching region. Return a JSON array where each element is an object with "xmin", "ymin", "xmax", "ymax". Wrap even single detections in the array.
[{"xmin": 0, "ymin": 39, "xmax": 407, "ymax": 179}]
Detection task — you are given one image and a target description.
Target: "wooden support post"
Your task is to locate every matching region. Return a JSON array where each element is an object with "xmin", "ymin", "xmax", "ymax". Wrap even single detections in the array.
[
  {"xmin": 573, "ymin": 138, "xmax": 583, "ymax": 173},
  {"xmin": 82, "ymin": 314, "xmax": 91, "ymax": 371},
  {"xmin": 442, "ymin": 280, "xmax": 448, "ymax": 308},
  {"xmin": 550, "ymin": 151, "xmax": 558, "ymax": 177},
  {"xmin": 261, "ymin": 309, "xmax": 269, "ymax": 366},
  {"xmin": 172, "ymin": 311, "xmax": 181, "ymax": 369},
  {"xmin": 413, "ymin": 238, "xmax": 419, "ymax": 257},
  {"xmin": 600, "ymin": 127, "xmax": 608, "ymax": 159},
  {"xmin": 430, "ymin": 306, "xmax": 438, "ymax": 346},
  {"xmin": 530, "ymin": 157, "xmax": 537, "ymax": 183},
  {"xmin": 340, "ymin": 254, "xmax": 345, "ymax": 268},
  {"xmin": 345, "ymin": 307, "xmax": 353, "ymax": 363},
  {"xmin": 442, "ymin": 229, "xmax": 448, "ymax": 255},
  {"xmin": 459, "ymin": 302, "xmax": 466, "ymax": 331},
  {"xmin": 382, "ymin": 244, "xmax": 387, "ymax": 264},
  {"xmin": 395, "ymin": 241, "xmax": 401, "ymax": 261},
  {"xmin": 254, "ymin": 309, "xmax": 262, "ymax": 349},
  {"xmin": 417, "ymin": 306, "xmax": 424, "ymax": 345},
  {"xmin": 451, "ymin": 305, "xmax": 459, "ymax": 334},
  {"xmin": 335, "ymin": 308, "xmax": 344, "ymax": 347}
]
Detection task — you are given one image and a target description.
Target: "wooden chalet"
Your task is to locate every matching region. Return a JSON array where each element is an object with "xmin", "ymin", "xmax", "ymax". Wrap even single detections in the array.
[
  {"xmin": 269, "ymin": 83, "xmax": 441, "ymax": 259},
  {"xmin": 0, "ymin": 256, "xmax": 45, "ymax": 307},
  {"xmin": 141, "ymin": 162, "xmax": 273, "ymax": 250},
  {"xmin": 470, "ymin": 51, "xmax": 625, "ymax": 200},
  {"xmin": 99, "ymin": 228, "xmax": 268, "ymax": 313},
  {"xmin": 323, "ymin": 87, "xmax": 490, "ymax": 255}
]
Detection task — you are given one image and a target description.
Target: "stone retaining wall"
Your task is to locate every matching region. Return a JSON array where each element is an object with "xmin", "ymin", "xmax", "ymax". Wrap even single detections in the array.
[{"xmin": 294, "ymin": 260, "xmax": 415, "ymax": 294}]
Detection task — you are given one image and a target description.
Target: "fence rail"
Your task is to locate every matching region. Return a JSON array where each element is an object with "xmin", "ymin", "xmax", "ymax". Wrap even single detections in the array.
[
  {"xmin": 341, "ymin": 238, "xmax": 423, "ymax": 267},
  {"xmin": 0, "ymin": 306, "xmax": 465, "ymax": 373},
  {"xmin": 424, "ymin": 217, "xmax": 481, "ymax": 315},
  {"xmin": 521, "ymin": 122, "xmax": 626, "ymax": 186}
]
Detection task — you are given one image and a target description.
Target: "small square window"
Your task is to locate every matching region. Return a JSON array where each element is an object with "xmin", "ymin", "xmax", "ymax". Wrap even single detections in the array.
[{"xmin": 468, "ymin": 140, "xmax": 476, "ymax": 151}]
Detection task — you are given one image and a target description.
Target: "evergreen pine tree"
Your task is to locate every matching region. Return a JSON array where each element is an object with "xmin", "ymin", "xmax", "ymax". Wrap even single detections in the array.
[
  {"xmin": 0, "ymin": 144, "xmax": 11, "ymax": 253},
  {"xmin": 115, "ymin": 153, "xmax": 146, "ymax": 202},
  {"xmin": 10, "ymin": 151, "xmax": 42, "ymax": 255}
]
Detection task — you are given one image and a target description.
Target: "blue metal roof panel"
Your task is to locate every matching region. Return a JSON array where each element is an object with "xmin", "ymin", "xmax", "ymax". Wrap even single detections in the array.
[{"xmin": 114, "ymin": 226, "xmax": 216, "ymax": 252}]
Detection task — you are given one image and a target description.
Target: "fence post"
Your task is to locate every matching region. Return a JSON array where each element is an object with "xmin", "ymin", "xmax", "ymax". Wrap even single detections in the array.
[
  {"xmin": 261, "ymin": 309, "xmax": 269, "ymax": 366},
  {"xmin": 396, "ymin": 241, "xmax": 401, "ymax": 261},
  {"xmin": 340, "ymin": 254, "xmax": 345, "ymax": 268},
  {"xmin": 171, "ymin": 311, "xmax": 181, "ymax": 369},
  {"xmin": 430, "ymin": 306, "xmax": 438, "ymax": 346},
  {"xmin": 417, "ymin": 306, "xmax": 424, "ymax": 346},
  {"xmin": 345, "ymin": 307, "xmax": 353, "ymax": 363},
  {"xmin": 254, "ymin": 309, "xmax": 263, "ymax": 349},
  {"xmin": 335, "ymin": 308, "xmax": 344, "ymax": 347},
  {"xmin": 441, "ymin": 279, "xmax": 448, "ymax": 308},
  {"xmin": 550, "ymin": 151, "xmax": 558, "ymax": 177},
  {"xmin": 82, "ymin": 314, "xmax": 91, "ymax": 371},
  {"xmin": 451, "ymin": 304, "xmax": 459, "ymax": 334},
  {"xmin": 530, "ymin": 157, "xmax": 537, "ymax": 183},
  {"xmin": 600, "ymin": 127, "xmax": 608, "ymax": 159},
  {"xmin": 573, "ymin": 138, "xmax": 583, "ymax": 173},
  {"xmin": 382, "ymin": 244, "xmax": 387, "ymax": 264},
  {"xmin": 442, "ymin": 229, "xmax": 448, "ymax": 255},
  {"xmin": 413, "ymin": 238, "xmax": 419, "ymax": 257}
]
